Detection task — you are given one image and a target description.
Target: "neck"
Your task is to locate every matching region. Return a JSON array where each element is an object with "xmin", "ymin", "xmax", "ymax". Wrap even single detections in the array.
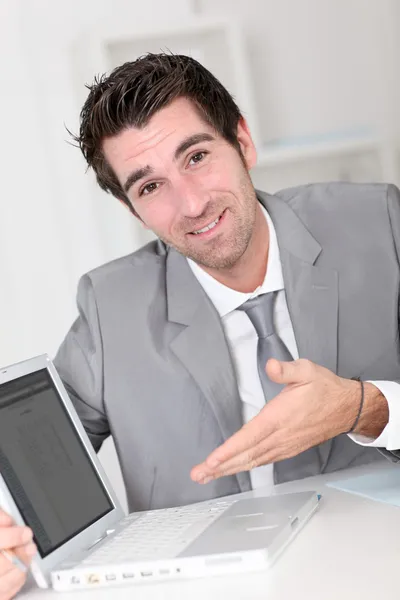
[{"xmin": 201, "ymin": 204, "xmax": 270, "ymax": 292}]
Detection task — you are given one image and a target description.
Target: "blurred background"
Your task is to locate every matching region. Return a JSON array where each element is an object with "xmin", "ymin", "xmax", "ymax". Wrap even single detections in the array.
[{"xmin": 1, "ymin": 0, "xmax": 400, "ymax": 508}]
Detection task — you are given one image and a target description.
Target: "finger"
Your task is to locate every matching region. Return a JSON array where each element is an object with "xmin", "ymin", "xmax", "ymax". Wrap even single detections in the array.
[
  {"xmin": 266, "ymin": 358, "xmax": 314, "ymax": 385},
  {"xmin": 0, "ymin": 553, "xmax": 17, "ymax": 577},
  {"xmin": 0, "ymin": 526, "xmax": 33, "ymax": 550},
  {"xmin": 264, "ymin": 358, "xmax": 283, "ymax": 381},
  {"xmin": 191, "ymin": 420, "xmax": 268, "ymax": 482},
  {"xmin": 203, "ymin": 447, "xmax": 272, "ymax": 481},
  {"xmin": 8, "ymin": 580, "xmax": 28, "ymax": 600},
  {"xmin": 0, "ymin": 543, "xmax": 35, "ymax": 588},
  {"xmin": 208, "ymin": 417, "xmax": 272, "ymax": 467},
  {"xmin": 201, "ymin": 442, "xmax": 301, "ymax": 482},
  {"xmin": 0, "ymin": 512, "xmax": 13, "ymax": 527},
  {"xmin": 6, "ymin": 580, "xmax": 27, "ymax": 600},
  {"xmin": 0, "ymin": 540, "xmax": 36, "ymax": 572},
  {"xmin": 14, "ymin": 542, "xmax": 37, "ymax": 566},
  {"xmin": 0, "ymin": 563, "xmax": 26, "ymax": 596},
  {"xmin": 202, "ymin": 449, "xmax": 277, "ymax": 481},
  {"xmin": 199, "ymin": 433, "xmax": 279, "ymax": 481},
  {"xmin": 196, "ymin": 428, "xmax": 313, "ymax": 482}
]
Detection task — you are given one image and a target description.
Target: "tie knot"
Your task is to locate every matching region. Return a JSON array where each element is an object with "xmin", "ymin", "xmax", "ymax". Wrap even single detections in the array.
[{"xmin": 238, "ymin": 291, "xmax": 276, "ymax": 338}]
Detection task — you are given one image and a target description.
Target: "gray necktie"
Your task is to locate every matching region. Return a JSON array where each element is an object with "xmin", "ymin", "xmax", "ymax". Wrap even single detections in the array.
[
  {"xmin": 239, "ymin": 291, "xmax": 323, "ymax": 483},
  {"xmin": 238, "ymin": 291, "xmax": 293, "ymax": 401}
]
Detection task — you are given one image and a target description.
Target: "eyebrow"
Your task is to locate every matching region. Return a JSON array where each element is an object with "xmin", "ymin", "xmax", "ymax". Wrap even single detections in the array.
[
  {"xmin": 174, "ymin": 133, "xmax": 215, "ymax": 160},
  {"xmin": 123, "ymin": 132, "xmax": 215, "ymax": 194},
  {"xmin": 123, "ymin": 165, "xmax": 154, "ymax": 194}
]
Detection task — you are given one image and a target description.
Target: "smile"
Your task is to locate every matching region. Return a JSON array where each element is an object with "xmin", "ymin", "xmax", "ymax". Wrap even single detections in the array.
[{"xmin": 191, "ymin": 214, "xmax": 223, "ymax": 235}]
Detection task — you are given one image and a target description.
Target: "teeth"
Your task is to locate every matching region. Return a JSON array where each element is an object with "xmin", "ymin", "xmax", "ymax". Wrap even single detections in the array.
[{"xmin": 192, "ymin": 215, "xmax": 221, "ymax": 235}]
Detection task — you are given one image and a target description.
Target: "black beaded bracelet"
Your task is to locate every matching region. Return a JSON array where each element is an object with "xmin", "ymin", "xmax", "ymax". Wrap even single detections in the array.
[{"xmin": 347, "ymin": 378, "xmax": 365, "ymax": 434}]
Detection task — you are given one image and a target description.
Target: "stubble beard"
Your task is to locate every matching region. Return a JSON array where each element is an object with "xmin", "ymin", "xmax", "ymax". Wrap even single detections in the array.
[{"xmin": 160, "ymin": 179, "xmax": 258, "ymax": 270}]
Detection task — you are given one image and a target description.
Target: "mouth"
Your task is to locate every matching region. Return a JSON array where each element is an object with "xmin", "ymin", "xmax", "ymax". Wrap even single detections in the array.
[{"xmin": 188, "ymin": 209, "xmax": 227, "ymax": 238}]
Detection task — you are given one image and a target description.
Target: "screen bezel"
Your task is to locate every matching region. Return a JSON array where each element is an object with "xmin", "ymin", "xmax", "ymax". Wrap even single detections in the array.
[{"xmin": 0, "ymin": 354, "xmax": 125, "ymax": 588}]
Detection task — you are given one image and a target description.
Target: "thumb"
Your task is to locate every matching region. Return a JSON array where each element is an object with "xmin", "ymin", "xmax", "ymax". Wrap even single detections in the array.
[
  {"xmin": 266, "ymin": 358, "xmax": 309, "ymax": 385},
  {"xmin": 15, "ymin": 541, "xmax": 37, "ymax": 566}
]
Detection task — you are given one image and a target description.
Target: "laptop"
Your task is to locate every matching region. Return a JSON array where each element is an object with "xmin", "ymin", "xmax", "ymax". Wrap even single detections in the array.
[{"xmin": 0, "ymin": 354, "xmax": 320, "ymax": 591}]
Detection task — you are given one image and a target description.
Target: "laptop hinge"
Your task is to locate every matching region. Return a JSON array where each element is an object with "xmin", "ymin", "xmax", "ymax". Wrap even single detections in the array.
[{"xmin": 87, "ymin": 528, "xmax": 115, "ymax": 551}]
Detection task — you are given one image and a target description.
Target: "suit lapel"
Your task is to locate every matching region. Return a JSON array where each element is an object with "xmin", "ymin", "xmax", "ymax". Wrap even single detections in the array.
[
  {"xmin": 281, "ymin": 250, "xmax": 338, "ymax": 373},
  {"xmin": 259, "ymin": 191, "xmax": 339, "ymax": 474},
  {"xmin": 166, "ymin": 249, "xmax": 251, "ymax": 493},
  {"xmin": 259, "ymin": 191, "xmax": 338, "ymax": 374}
]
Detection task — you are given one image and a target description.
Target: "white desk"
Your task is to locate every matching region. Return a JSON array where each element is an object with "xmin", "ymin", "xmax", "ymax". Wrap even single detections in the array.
[{"xmin": 20, "ymin": 462, "xmax": 400, "ymax": 600}]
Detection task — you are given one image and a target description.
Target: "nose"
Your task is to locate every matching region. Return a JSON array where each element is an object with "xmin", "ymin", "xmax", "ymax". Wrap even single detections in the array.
[{"xmin": 175, "ymin": 179, "xmax": 210, "ymax": 218}]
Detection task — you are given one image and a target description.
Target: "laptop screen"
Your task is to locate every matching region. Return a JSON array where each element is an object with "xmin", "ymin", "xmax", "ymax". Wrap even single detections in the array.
[{"xmin": 0, "ymin": 368, "xmax": 113, "ymax": 558}]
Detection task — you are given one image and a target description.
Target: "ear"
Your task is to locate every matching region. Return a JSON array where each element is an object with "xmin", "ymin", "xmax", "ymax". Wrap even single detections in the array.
[{"xmin": 236, "ymin": 117, "xmax": 257, "ymax": 170}]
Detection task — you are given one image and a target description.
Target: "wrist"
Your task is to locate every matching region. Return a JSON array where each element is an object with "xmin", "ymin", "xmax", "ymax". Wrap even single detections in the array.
[
  {"xmin": 338, "ymin": 378, "xmax": 362, "ymax": 434},
  {"xmin": 352, "ymin": 382, "xmax": 389, "ymax": 438}
]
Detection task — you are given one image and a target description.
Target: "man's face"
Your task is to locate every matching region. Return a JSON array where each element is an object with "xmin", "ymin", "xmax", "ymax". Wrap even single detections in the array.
[{"xmin": 102, "ymin": 97, "xmax": 258, "ymax": 270}]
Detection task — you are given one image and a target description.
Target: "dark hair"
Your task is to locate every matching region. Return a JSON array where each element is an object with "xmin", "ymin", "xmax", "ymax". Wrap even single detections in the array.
[{"xmin": 75, "ymin": 53, "xmax": 243, "ymax": 210}]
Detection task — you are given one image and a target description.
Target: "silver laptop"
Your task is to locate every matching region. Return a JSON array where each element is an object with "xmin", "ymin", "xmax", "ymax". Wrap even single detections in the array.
[{"xmin": 0, "ymin": 355, "xmax": 320, "ymax": 591}]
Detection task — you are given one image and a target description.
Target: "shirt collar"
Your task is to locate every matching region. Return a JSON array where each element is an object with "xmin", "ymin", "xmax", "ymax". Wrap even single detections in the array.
[{"xmin": 187, "ymin": 205, "xmax": 284, "ymax": 317}]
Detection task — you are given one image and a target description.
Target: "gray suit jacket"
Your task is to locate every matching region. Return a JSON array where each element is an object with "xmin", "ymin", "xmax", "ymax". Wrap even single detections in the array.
[{"xmin": 54, "ymin": 182, "xmax": 400, "ymax": 512}]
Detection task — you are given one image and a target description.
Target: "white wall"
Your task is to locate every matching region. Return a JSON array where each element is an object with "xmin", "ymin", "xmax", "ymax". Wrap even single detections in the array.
[
  {"xmin": 1, "ymin": 0, "xmax": 400, "ymax": 508},
  {"xmin": 0, "ymin": 0, "xmax": 192, "ymax": 367},
  {"xmin": 199, "ymin": 0, "xmax": 399, "ymax": 146}
]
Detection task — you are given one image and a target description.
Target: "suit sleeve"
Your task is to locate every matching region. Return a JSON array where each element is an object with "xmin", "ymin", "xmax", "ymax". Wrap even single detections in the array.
[
  {"xmin": 53, "ymin": 274, "xmax": 110, "ymax": 452},
  {"xmin": 375, "ymin": 184, "xmax": 400, "ymax": 461}
]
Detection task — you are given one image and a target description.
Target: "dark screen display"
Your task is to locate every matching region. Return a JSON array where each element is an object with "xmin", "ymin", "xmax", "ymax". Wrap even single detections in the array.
[{"xmin": 0, "ymin": 369, "xmax": 113, "ymax": 557}]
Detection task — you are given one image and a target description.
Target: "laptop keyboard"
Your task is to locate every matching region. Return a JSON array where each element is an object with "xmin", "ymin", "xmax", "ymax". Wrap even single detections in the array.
[{"xmin": 81, "ymin": 499, "xmax": 234, "ymax": 565}]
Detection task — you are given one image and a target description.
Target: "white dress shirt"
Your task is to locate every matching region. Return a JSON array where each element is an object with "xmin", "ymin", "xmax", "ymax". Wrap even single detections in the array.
[{"xmin": 188, "ymin": 206, "xmax": 400, "ymax": 489}]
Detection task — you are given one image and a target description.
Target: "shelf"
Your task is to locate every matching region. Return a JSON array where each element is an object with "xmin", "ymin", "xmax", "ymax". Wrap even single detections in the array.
[
  {"xmin": 76, "ymin": 17, "xmax": 262, "ymax": 149},
  {"xmin": 254, "ymin": 136, "xmax": 379, "ymax": 169}
]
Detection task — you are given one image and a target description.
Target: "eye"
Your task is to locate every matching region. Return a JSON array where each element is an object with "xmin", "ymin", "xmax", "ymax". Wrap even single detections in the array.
[
  {"xmin": 139, "ymin": 182, "xmax": 160, "ymax": 197},
  {"xmin": 188, "ymin": 151, "xmax": 208, "ymax": 166}
]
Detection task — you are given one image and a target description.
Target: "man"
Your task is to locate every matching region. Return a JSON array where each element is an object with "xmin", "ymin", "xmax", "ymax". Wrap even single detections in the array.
[
  {"xmin": 53, "ymin": 51, "xmax": 399, "ymax": 505},
  {"xmin": 0, "ymin": 52, "xmax": 399, "ymax": 598}
]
